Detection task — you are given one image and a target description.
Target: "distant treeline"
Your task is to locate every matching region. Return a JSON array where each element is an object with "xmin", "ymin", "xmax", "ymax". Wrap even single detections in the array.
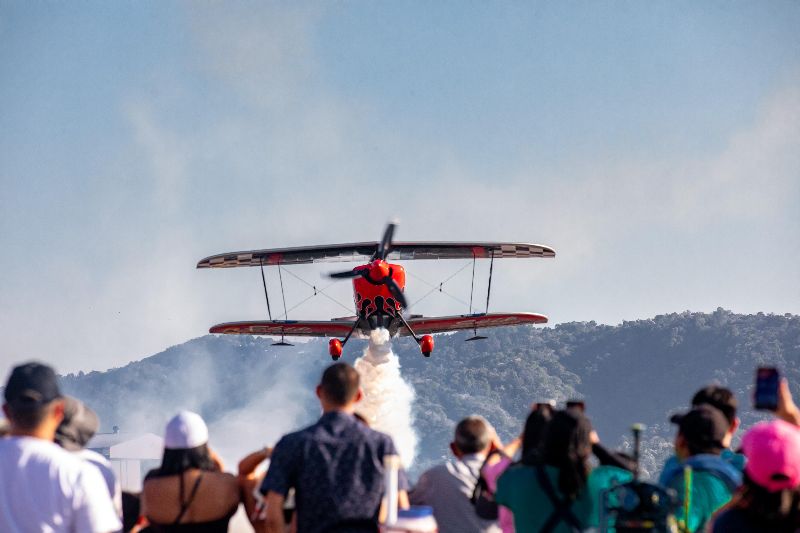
[{"xmin": 56, "ymin": 309, "xmax": 799, "ymax": 478}]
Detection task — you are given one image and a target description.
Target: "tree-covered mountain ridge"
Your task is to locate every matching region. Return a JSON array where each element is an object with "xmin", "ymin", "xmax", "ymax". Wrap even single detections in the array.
[{"xmin": 52, "ymin": 309, "xmax": 800, "ymax": 478}]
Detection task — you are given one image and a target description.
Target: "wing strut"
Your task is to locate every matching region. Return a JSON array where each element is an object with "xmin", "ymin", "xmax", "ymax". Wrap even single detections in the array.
[
  {"xmin": 485, "ymin": 249, "xmax": 495, "ymax": 313},
  {"xmin": 271, "ymin": 263, "xmax": 294, "ymax": 347},
  {"xmin": 467, "ymin": 250, "xmax": 494, "ymax": 342},
  {"xmin": 468, "ymin": 251, "xmax": 476, "ymax": 314},
  {"xmin": 259, "ymin": 259, "xmax": 273, "ymax": 321}
]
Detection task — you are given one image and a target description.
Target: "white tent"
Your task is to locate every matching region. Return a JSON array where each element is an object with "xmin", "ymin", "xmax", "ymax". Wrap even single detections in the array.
[{"xmin": 88, "ymin": 432, "xmax": 163, "ymax": 491}]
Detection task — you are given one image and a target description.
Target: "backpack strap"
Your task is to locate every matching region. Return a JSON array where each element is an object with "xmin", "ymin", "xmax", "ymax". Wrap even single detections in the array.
[
  {"xmin": 663, "ymin": 456, "xmax": 742, "ymax": 494},
  {"xmin": 535, "ymin": 464, "xmax": 582, "ymax": 533},
  {"xmin": 174, "ymin": 472, "xmax": 204, "ymax": 524}
]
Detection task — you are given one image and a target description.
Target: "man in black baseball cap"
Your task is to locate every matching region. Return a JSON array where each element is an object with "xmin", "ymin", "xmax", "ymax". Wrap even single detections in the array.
[
  {"xmin": 658, "ymin": 405, "xmax": 743, "ymax": 531},
  {"xmin": 3, "ymin": 362, "xmax": 64, "ymax": 435},
  {"xmin": 671, "ymin": 404, "xmax": 729, "ymax": 457},
  {"xmin": 691, "ymin": 385, "xmax": 739, "ymax": 449},
  {"xmin": 1, "ymin": 362, "xmax": 121, "ymax": 532}
]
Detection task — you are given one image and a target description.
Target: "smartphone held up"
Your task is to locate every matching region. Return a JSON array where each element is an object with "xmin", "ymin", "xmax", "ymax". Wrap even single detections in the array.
[{"xmin": 754, "ymin": 366, "xmax": 780, "ymax": 411}]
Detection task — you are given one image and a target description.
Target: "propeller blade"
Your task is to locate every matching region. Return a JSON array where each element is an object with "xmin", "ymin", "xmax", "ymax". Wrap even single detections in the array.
[
  {"xmin": 328, "ymin": 269, "xmax": 365, "ymax": 279},
  {"xmin": 376, "ymin": 223, "xmax": 396, "ymax": 260},
  {"xmin": 385, "ymin": 277, "xmax": 408, "ymax": 309}
]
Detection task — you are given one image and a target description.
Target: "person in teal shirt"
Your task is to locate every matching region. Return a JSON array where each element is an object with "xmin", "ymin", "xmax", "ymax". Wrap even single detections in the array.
[
  {"xmin": 495, "ymin": 410, "xmax": 632, "ymax": 533},
  {"xmin": 658, "ymin": 405, "xmax": 742, "ymax": 532}
]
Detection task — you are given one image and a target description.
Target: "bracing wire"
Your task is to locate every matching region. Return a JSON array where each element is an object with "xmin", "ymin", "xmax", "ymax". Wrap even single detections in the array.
[
  {"xmin": 279, "ymin": 266, "xmax": 354, "ymax": 315},
  {"xmin": 277, "ymin": 264, "xmax": 289, "ymax": 320},
  {"xmin": 273, "ymin": 280, "xmax": 344, "ymax": 320},
  {"xmin": 408, "ymin": 260, "xmax": 473, "ymax": 309}
]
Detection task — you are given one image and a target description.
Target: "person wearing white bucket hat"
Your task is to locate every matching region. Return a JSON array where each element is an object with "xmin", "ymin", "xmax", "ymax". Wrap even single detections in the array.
[{"xmin": 141, "ymin": 411, "xmax": 240, "ymax": 532}]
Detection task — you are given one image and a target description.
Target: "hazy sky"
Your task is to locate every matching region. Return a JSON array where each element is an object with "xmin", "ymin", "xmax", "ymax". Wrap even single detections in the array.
[{"xmin": 1, "ymin": 2, "xmax": 799, "ymax": 379}]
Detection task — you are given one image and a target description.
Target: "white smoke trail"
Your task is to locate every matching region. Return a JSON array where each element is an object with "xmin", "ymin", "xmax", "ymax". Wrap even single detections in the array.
[{"xmin": 353, "ymin": 328, "xmax": 418, "ymax": 467}]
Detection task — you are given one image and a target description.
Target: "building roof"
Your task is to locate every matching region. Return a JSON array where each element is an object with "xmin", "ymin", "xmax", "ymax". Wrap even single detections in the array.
[{"xmin": 88, "ymin": 432, "xmax": 163, "ymax": 460}]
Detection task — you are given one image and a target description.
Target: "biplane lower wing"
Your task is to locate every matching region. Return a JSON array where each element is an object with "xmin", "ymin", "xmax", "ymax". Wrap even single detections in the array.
[
  {"xmin": 210, "ymin": 320, "xmax": 355, "ymax": 337},
  {"xmin": 400, "ymin": 312, "xmax": 548, "ymax": 336}
]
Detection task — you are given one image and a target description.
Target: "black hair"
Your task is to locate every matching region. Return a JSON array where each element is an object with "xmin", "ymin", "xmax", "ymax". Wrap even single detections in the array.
[
  {"xmin": 121, "ymin": 491, "xmax": 141, "ymax": 532},
  {"xmin": 4, "ymin": 401, "xmax": 54, "ymax": 432},
  {"xmin": 692, "ymin": 386, "xmax": 737, "ymax": 426},
  {"xmin": 521, "ymin": 405, "xmax": 554, "ymax": 465},
  {"xmin": 320, "ymin": 363, "xmax": 360, "ymax": 406},
  {"xmin": 454, "ymin": 416, "xmax": 490, "ymax": 455},
  {"xmin": 684, "ymin": 437, "xmax": 723, "ymax": 457},
  {"xmin": 541, "ymin": 410, "xmax": 592, "ymax": 501},
  {"xmin": 725, "ymin": 472, "xmax": 800, "ymax": 527},
  {"xmin": 147, "ymin": 444, "xmax": 217, "ymax": 478}
]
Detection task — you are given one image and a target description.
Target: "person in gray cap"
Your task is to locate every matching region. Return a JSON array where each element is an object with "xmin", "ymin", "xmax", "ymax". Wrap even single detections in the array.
[
  {"xmin": 56, "ymin": 396, "xmax": 123, "ymax": 519},
  {"xmin": 0, "ymin": 361, "xmax": 122, "ymax": 533}
]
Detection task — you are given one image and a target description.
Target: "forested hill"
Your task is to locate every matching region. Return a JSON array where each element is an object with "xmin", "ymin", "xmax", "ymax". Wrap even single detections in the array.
[{"xmin": 53, "ymin": 309, "xmax": 799, "ymax": 478}]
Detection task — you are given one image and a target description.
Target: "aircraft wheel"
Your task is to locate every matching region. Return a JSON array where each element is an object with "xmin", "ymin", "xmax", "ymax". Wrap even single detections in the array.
[
  {"xmin": 419, "ymin": 335, "xmax": 434, "ymax": 358},
  {"xmin": 331, "ymin": 355, "xmax": 341, "ymax": 361}
]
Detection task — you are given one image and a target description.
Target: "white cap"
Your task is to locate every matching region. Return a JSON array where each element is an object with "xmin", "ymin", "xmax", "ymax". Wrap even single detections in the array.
[{"xmin": 164, "ymin": 411, "xmax": 209, "ymax": 449}]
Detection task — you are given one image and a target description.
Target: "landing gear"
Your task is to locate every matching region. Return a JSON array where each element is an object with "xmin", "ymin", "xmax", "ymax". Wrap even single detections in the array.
[
  {"xmin": 396, "ymin": 313, "xmax": 434, "ymax": 358},
  {"xmin": 420, "ymin": 335, "xmax": 434, "ymax": 357},
  {"xmin": 329, "ymin": 318, "xmax": 362, "ymax": 361},
  {"xmin": 329, "ymin": 338, "xmax": 343, "ymax": 361}
]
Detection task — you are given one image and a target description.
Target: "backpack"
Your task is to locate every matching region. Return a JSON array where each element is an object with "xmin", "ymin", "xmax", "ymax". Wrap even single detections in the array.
[
  {"xmin": 601, "ymin": 480, "xmax": 680, "ymax": 532},
  {"xmin": 660, "ymin": 459, "xmax": 741, "ymax": 532}
]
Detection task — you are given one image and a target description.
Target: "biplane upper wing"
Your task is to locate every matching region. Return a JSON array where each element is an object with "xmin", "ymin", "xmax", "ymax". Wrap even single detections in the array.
[
  {"xmin": 400, "ymin": 312, "xmax": 548, "ymax": 336},
  {"xmin": 209, "ymin": 319, "xmax": 355, "ymax": 337},
  {"xmin": 197, "ymin": 242, "xmax": 554, "ymax": 269},
  {"xmin": 386, "ymin": 243, "xmax": 555, "ymax": 261}
]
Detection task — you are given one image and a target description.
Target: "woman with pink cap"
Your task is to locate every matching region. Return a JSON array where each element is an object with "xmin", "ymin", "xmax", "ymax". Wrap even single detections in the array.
[
  {"xmin": 709, "ymin": 419, "xmax": 800, "ymax": 531},
  {"xmin": 141, "ymin": 411, "xmax": 241, "ymax": 532}
]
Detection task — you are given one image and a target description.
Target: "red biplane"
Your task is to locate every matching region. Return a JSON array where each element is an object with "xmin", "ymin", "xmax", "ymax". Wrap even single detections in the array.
[{"xmin": 198, "ymin": 223, "xmax": 555, "ymax": 360}]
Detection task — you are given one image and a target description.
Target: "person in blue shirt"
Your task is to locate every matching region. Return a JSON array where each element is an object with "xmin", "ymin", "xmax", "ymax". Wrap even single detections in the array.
[
  {"xmin": 690, "ymin": 386, "xmax": 746, "ymax": 471},
  {"xmin": 659, "ymin": 405, "xmax": 742, "ymax": 532},
  {"xmin": 260, "ymin": 362, "xmax": 408, "ymax": 533}
]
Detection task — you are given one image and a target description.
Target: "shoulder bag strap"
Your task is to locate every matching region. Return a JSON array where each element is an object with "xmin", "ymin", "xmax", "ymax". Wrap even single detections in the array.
[{"xmin": 471, "ymin": 450, "xmax": 500, "ymax": 500}]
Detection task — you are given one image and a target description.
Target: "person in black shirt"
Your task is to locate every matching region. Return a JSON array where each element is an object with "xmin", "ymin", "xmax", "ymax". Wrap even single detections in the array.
[{"xmin": 260, "ymin": 362, "xmax": 408, "ymax": 533}]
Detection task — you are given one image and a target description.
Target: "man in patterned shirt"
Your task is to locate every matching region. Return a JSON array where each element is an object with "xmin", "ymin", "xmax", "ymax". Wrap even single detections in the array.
[{"xmin": 260, "ymin": 362, "xmax": 407, "ymax": 533}]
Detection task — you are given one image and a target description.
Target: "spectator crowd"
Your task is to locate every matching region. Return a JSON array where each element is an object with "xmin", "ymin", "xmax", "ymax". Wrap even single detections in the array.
[{"xmin": 3, "ymin": 360, "xmax": 800, "ymax": 532}]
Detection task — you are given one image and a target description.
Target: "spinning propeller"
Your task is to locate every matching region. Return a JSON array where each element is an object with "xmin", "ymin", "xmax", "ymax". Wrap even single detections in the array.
[{"xmin": 327, "ymin": 223, "xmax": 408, "ymax": 309}]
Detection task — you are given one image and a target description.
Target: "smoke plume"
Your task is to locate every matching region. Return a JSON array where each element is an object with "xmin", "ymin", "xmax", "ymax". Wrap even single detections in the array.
[{"xmin": 353, "ymin": 329, "xmax": 418, "ymax": 467}]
